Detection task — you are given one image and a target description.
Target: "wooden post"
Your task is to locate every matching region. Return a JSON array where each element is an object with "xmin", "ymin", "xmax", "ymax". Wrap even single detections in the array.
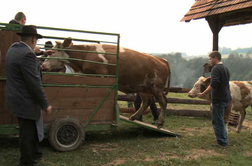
[{"xmin": 206, "ymin": 16, "xmax": 225, "ymax": 51}]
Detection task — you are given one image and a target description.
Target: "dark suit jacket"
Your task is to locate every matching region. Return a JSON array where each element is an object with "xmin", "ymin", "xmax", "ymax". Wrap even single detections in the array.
[{"xmin": 5, "ymin": 42, "xmax": 49, "ymax": 121}]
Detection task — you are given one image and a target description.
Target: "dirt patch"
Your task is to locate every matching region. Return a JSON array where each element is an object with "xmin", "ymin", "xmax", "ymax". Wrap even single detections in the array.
[
  {"xmin": 242, "ymin": 121, "xmax": 252, "ymax": 130},
  {"xmin": 90, "ymin": 143, "xmax": 119, "ymax": 153},
  {"xmin": 105, "ymin": 159, "xmax": 126, "ymax": 166},
  {"xmin": 101, "ymin": 148, "xmax": 117, "ymax": 151},
  {"xmin": 178, "ymin": 127, "xmax": 212, "ymax": 136},
  {"xmin": 105, "ymin": 149, "xmax": 222, "ymax": 165},
  {"xmin": 244, "ymin": 151, "xmax": 252, "ymax": 156},
  {"xmin": 143, "ymin": 157, "xmax": 154, "ymax": 161},
  {"xmin": 159, "ymin": 149, "xmax": 222, "ymax": 161},
  {"xmin": 184, "ymin": 149, "xmax": 223, "ymax": 160},
  {"xmin": 104, "ymin": 157, "xmax": 156, "ymax": 165}
]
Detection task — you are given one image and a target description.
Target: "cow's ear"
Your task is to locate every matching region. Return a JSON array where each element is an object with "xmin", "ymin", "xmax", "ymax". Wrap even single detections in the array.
[
  {"xmin": 62, "ymin": 38, "xmax": 72, "ymax": 48},
  {"xmin": 204, "ymin": 77, "xmax": 211, "ymax": 86},
  {"xmin": 55, "ymin": 41, "xmax": 62, "ymax": 47}
]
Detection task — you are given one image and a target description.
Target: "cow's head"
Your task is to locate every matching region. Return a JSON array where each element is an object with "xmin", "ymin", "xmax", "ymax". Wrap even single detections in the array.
[
  {"xmin": 42, "ymin": 38, "xmax": 73, "ymax": 71},
  {"xmin": 188, "ymin": 77, "xmax": 211, "ymax": 99}
]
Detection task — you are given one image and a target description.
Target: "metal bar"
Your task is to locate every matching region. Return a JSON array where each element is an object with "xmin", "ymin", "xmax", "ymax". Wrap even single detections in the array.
[
  {"xmin": 84, "ymin": 83, "xmax": 117, "ymax": 127},
  {"xmin": 42, "ymin": 83, "xmax": 113, "ymax": 88},
  {"xmin": 36, "ymin": 25, "xmax": 120, "ymax": 36},
  {"xmin": 39, "ymin": 47, "xmax": 117, "ymax": 55},
  {"xmin": 42, "ymin": 72, "xmax": 116, "ymax": 78},
  {"xmin": 42, "ymin": 36, "xmax": 117, "ymax": 45},
  {"xmin": 114, "ymin": 35, "xmax": 120, "ymax": 124},
  {"xmin": 85, "ymin": 124, "xmax": 117, "ymax": 131},
  {"xmin": 39, "ymin": 56, "xmax": 116, "ymax": 66},
  {"xmin": 0, "ymin": 126, "xmax": 19, "ymax": 135},
  {"xmin": 0, "ymin": 23, "xmax": 119, "ymax": 36},
  {"xmin": 0, "ymin": 23, "xmax": 22, "ymax": 30}
]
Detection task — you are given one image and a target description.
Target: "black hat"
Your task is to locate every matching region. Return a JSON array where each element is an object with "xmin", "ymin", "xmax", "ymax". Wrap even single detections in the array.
[
  {"xmin": 45, "ymin": 41, "xmax": 53, "ymax": 48},
  {"xmin": 16, "ymin": 25, "xmax": 43, "ymax": 39}
]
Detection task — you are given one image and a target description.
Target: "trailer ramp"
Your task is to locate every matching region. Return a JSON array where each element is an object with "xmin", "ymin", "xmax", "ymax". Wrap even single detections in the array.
[{"xmin": 119, "ymin": 115, "xmax": 181, "ymax": 137}]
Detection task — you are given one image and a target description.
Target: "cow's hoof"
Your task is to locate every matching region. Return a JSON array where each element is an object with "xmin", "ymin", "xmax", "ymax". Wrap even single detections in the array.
[
  {"xmin": 236, "ymin": 130, "xmax": 240, "ymax": 133},
  {"xmin": 157, "ymin": 124, "xmax": 163, "ymax": 129},
  {"xmin": 129, "ymin": 116, "xmax": 135, "ymax": 121},
  {"xmin": 151, "ymin": 120, "xmax": 158, "ymax": 125},
  {"xmin": 130, "ymin": 114, "xmax": 142, "ymax": 121}
]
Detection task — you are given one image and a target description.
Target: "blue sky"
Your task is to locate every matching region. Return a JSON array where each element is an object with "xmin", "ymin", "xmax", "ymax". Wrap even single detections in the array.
[{"xmin": 1, "ymin": 0, "xmax": 251, "ymax": 56}]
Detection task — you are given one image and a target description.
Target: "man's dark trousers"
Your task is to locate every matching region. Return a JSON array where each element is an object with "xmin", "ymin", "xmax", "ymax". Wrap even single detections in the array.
[{"xmin": 18, "ymin": 117, "xmax": 40, "ymax": 166}]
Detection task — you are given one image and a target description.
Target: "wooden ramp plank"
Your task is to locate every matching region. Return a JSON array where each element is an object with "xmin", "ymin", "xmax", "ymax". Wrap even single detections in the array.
[{"xmin": 119, "ymin": 115, "xmax": 181, "ymax": 137}]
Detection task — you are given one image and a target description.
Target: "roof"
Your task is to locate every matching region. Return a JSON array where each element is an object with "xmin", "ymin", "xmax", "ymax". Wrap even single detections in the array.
[{"xmin": 181, "ymin": 0, "xmax": 252, "ymax": 26}]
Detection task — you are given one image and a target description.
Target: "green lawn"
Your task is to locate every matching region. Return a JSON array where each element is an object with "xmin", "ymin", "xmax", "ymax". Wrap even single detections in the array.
[{"xmin": 1, "ymin": 93, "xmax": 252, "ymax": 166}]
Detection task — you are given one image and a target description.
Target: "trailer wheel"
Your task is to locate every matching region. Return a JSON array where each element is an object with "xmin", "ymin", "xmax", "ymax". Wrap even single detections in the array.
[{"xmin": 48, "ymin": 117, "xmax": 85, "ymax": 152}]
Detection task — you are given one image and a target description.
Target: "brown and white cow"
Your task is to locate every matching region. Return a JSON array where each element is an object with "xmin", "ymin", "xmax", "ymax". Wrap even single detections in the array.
[
  {"xmin": 188, "ymin": 76, "xmax": 252, "ymax": 133},
  {"xmin": 42, "ymin": 38, "xmax": 171, "ymax": 128}
]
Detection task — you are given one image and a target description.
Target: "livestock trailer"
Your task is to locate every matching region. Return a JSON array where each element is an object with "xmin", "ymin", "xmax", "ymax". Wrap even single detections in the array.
[
  {"xmin": 0, "ymin": 23, "xmax": 180, "ymax": 152},
  {"xmin": 0, "ymin": 23, "xmax": 121, "ymax": 151}
]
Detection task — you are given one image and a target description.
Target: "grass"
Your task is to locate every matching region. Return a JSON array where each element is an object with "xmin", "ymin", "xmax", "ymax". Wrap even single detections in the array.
[{"xmin": 1, "ymin": 93, "xmax": 252, "ymax": 166}]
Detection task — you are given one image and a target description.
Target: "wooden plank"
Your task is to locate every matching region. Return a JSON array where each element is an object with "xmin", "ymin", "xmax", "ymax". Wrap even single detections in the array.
[
  {"xmin": 0, "ymin": 30, "xmax": 20, "ymax": 125},
  {"xmin": 42, "ymin": 75, "xmax": 115, "ymax": 86},
  {"xmin": 43, "ymin": 107, "xmax": 115, "ymax": 124},
  {"xmin": 0, "ymin": 81, "xmax": 12, "ymax": 124},
  {"xmin": 169, "ymin": 87, "xmax": 191, "ymax": 93},
  {"xmin": 119, "ymin": 115, "xmax": 181, "ymax": 137},
  {"xmin": 0, "ymin": 30, "xmax": 20, "ymax": 76},
  {"xmin": 120, "ymin": 108, "xmax": 211, "ymax": 118},
  {"xmin": 118, "ymin": 95, "xmax": 210, "ymax": 105},
  {"xmin": 44, "ymin": 87, "xmax": 115, "ymax": 98},
  {"xmin": 167, "ymin": 109, "xmax": 211, "ymax": 118},
  {"xmin": 43, "ymin": 87, "xmax": 116, "ymax": 124}
]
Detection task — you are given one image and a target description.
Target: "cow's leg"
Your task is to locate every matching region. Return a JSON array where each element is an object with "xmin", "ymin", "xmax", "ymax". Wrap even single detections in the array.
[
  {"xmin": 149, "ymin": 96, "xmax": 159, "ymax": 123},
  {"xmin": 149, "ymin": 79, "xmax": 168, "ymax": 128},
  {"xmin": 155, "ymin": 93, "xmax": 167, "ymax": 129},
  {"xmin": 236, "ymin": 109, "xmax": 246, "ymax": 133},
  {"xmin": 150, "ymin": 86, "xmax": 167, "ymax": 128},
  {"xmin": 223, "ymin": 102, "xmax": 232, "ymax": 133},
  {"xmin": 133, "ymin": 93, "xmax": 143, "ymax": 121},
  {"xmin": 130, "ymin": 93, "xmax": 151, "ymax": 121}
]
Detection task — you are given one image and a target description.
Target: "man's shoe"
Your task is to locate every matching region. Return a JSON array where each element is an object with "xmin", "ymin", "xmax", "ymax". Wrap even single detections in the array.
[{"xmin": 210, "ymin": 142, "xmax": 227, "ymax": 148}]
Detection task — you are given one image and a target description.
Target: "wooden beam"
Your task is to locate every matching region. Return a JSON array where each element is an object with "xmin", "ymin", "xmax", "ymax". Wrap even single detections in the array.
[
  {"xmin": 220, "ymin": 8, "xmax": 252, "ymax": 26},
  {"xmin": 120, "ymin": 108, "xmax": 211, "ymax": 118},
  {"xmin": 206, "ymin": 16, "xmax": 225, "ymax": 51},
  {"xmin": 118, "ymin": 95, "xmax": 210, "ymax": 105}
]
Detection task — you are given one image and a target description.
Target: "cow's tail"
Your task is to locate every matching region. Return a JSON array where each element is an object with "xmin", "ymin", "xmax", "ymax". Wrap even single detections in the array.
[{"xmin": 163, "ymin": 59, "xmax": 171, "ymax": 96}]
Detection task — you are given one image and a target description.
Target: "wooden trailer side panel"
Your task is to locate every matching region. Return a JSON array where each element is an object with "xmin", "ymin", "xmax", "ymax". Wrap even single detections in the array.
[
  {"xmin": 42, "ymin": 75, "xmax": 116, "ymax": 125},
  {"xmin": 0, "ymin": 30, "xmax": 20, "ymax": 125}
]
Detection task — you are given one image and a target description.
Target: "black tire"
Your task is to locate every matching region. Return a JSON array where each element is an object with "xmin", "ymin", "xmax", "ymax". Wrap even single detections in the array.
[{"xmin": 48, "ymin": 117, "xmax": 85, "ymax": 152}]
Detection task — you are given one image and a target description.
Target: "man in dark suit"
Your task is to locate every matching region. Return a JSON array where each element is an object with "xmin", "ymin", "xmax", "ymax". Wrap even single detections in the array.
[{"xmin": 5, "ymin": 25, "xmax": 52, "ymax": 166}]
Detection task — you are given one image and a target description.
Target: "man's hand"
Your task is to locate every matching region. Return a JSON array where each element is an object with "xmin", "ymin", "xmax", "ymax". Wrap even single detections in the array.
[
  {"xmin": 44, "ymin": 105, "xmax": 52, "ymax": 114},
  {"xmin": 43, "ymin": 50, "xmax": 54, "ymax": 56},
  {"xmin": 197, "ymin": 92, "xmax": 205, "ymax": 98},
  {"xmin": 34, "ymin": 46, "xmax": 41, "ymax": 54},
  {"xmin": 198, "ymin": 86, "xmax": 213, "ymax": 99}
]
